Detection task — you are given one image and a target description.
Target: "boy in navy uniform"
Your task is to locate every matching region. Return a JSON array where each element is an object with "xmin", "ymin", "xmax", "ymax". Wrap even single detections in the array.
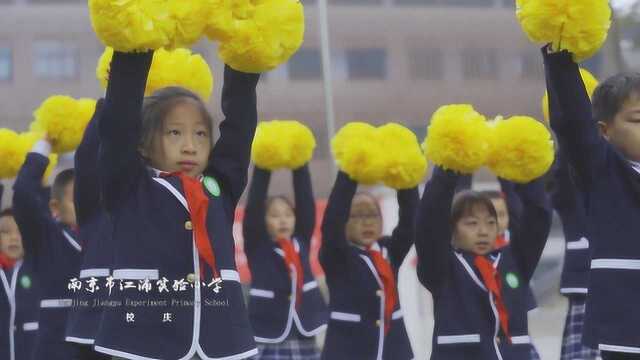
[
  {"xmin": 13, "ymin": 142, "xmax": 82, "ymax": 360},
  {"xmin": 544, "ymin": 46, "xmax": 640, "ymax": 360},
  {"xmin": 1, "ymin": 185, "xmax": 41, "ymax": 360}
]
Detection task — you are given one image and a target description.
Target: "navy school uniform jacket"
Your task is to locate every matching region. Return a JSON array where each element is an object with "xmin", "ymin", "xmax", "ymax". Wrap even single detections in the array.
[
  {"xmin": 415, "ymin": 167, "xmax": 551, "ymax": 360},
  {"xmin": 13, "ymin": 151, "xmax": 83, "ymax": 360},
  {"xmin": 544, "ymin": 48, "xmax": 640, "ymax": 353},
  {"xmin": 319, "ymin": 171, "xmax": 417, "ymax": 360},
  {"xmin": 456, "ymin": 176, "xmax": 539, "ymax": 312},
  {"xmin": 65, "ymin": 98, "xmax": 114, "ymax": 346},
  {"xmin": 1, "ymin": 260, "xmax": 40, "ymax": 360},
  {"xmin": 94, "ymin": 51, "xmax": 260, "ymax": 360},
  {"xmin": 242, "ymin": 166, "xmax": 328, "ymax": 343}
]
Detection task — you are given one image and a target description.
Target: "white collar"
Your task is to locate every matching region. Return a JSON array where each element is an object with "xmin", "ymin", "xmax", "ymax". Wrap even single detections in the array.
[{"xmin": 629, "ymin": 160, "xmax": 640, "ymax": 175}]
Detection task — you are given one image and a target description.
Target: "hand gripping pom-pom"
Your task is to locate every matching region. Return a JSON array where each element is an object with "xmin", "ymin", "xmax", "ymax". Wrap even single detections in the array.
[
  {"xmin": 487, "ymin": 116, "xmax": 555, "ymax": 183},
  {"xmin": 542, "ymin": 68, "xmax": 598, "ymax": 124},
  {"xmin": 423, "ymin": 104, "xmax": 491, "ymax": 174},
  {"xmin": 516, "ymin": 0, "xmax": 611, "ymax": 62},
  {"xmin": 251, "ymin": 120, "xmax": 316, "ymax": 170},
  {"xmin": 30, "ymin": 96, "xmax": 97, "ymax": 154},
  {"xmin": 331, "ymin": 122, "xmax": 385, "ymax": 185},
  {"xmin": 217, "ymin": 0, "xmax": 305, "ymax": 73},
  {"xmin": 378, "ymin": 123, "xmax": 428, "ymax": 190}
]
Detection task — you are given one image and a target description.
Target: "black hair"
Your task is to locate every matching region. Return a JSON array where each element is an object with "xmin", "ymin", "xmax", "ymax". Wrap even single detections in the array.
[
  {"xmin": 592, "ymin": 72, "xmax": 640, "ymax": 124},
  {"xmin": 266, "ymin": 195, "xmax": 295, "ymax": 214},
  {"xmin": 140, "ymin": 86, "xmax": 214, "ymax": 160},
  {"xmin": 451, "ymin": 190, "xmax": 498, "ymax": 227},
  {"xmin": 52, "ymin": 169, "xmax": 75, "ymax": 202}
]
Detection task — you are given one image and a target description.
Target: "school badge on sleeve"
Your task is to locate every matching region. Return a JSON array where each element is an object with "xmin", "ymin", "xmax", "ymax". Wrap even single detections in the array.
[
  {"xmin": 505, "ymin": 273, "xmax": 520, "ymax": 289},
  {"xmin": 20, "ymin": 275, "xmax": 32, "ymax": 289},
  {"xmin": 203, "ymin": 176, "xmax": 220, "ymax": 197}
]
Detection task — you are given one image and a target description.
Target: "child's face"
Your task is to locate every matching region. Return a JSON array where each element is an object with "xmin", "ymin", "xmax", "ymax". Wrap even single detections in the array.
[
  {"xmin": 346, "ymin": 194, "xmax": 383, "ymax": 248},
  {"xmin": 600, "ymin": 94, "xmax": 640, "ymax": 162},
  {"xmin": 147, "ymin": 100, "xmax": 212, "ymax": 178},
  {"xmin": 453, "ymin": 204, "xmax": 498, "ymax": 256},
  {"xmin": 50, "ymin": 180, "xmax": 76, "ymax": 228},
  {"xmin": 490, "ymin": 197, "xmax": 509, "ymax": 236},
  {"xmin": 265, "ymin": 198, "xmax": 295, "ymax": 241},
  {"xmin": 0, "ymin": 215, "xmax": 24, "ymax": 260}
]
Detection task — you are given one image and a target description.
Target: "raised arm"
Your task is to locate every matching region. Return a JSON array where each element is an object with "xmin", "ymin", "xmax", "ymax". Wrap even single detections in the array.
[
  {"xmin": 319, "ymin": 171, "xmax": 357, "ymax": 270},
  {"xmin": 415, "ymin": 166, "xmax": 459, "ymax": 293},
  {"xmin": 293, "ymin": 165, "xmax": 316, "ymax": 243},
  {"xmin": 242, "ymin": 167, "xmax": 272, "ymax": 254},
  {"xmin": 384, "ymin": 187, "xmax": 419, "ymax": 272},
  {"xmin": 498, "ymin": 178, "xmax": 524, "ymax": 236},
  {"xmin": 543, "ymin": 47, "xmax": 608, "ymax": 188},
  {"xmin": 206, "ymin": 66, "xmax": 260, "ymax": 211},
  {"xmin": 98, "ymin": 51, "xmax": 153, "ymax": 212},
  {"xmin": 12, "ymin": 142, "xmax": 53, "ymax": 267},
  {"xmin": 509, "ymin": 178, "xmax": 552, "ymax": 283},
  {"xmin": 74, "ymin": 98, "xmax": 104, "ymax": 226}
]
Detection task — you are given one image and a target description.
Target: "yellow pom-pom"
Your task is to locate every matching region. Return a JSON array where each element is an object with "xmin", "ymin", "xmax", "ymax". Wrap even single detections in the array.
[
  {"xmin": 377, "ymin": 123, "xmax": 427, "ymax": 190},
  {"xmin": 251, "ymin": 120, "xmax": 316, "ymax": 170},
  {"xmin": 89, "ymin": 0, "xmax": 176, "ymax": 52},
  {"xmin": 331, "ymin": 122, "xmax": 385, "ymax": 185},
  {"xmin": 31, "ymin": 96, "xmax": 97, "ymax": 154},
  {"xmin": 0, "ymin": 129, "xmax": 28, "ymax": 179},
  {"xmin": 423, "ymin": 104, "xmax": 491, "ymax": 174},
  {"xmin": 167, "ymin": 0, "xmax": 213, "ymax": 49},
  {"xmin": 205, "ymin": 0, "xmax": 255, "ymax": 43},
  {"xmin": 516, "ymin": 0, "xmax": 611, "ymax": 62},
  {"xmin": 97, "ymin": 47, "xmax": 214, "ymax": 101},
  {"xmin": 487, "ymin": 116, "xmax": 555, "ymax": 183},
  {"xmin": 96, "ymin": 47, "xmax": 114, "ymax": 89},
  {"xmin": 217, "ymin": 0, "xmax": 305, "ymax": 73},
  {"xmin": 284, "ymin": 122, "xmax": 316, "ymax": 169},
  {"xmin": 542, "ymin": 68, "xmax": 599, "ymax": 123}
]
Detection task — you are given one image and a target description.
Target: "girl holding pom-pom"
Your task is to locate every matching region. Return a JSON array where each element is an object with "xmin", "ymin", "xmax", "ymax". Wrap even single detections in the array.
[
  {"xmin": 414, "ymin": 164, "xmax": 551, "ymax": 360},
  {"xmin": 242, "ymin": 162, "xmax": 328, "ymax": 359},
  {"xmin": 319, "ymin": 174, "xmax": 417, "ymax": 360},
  {"xmin": 91, "ymin": 47, "xmax": 260, "ymax": 360}
]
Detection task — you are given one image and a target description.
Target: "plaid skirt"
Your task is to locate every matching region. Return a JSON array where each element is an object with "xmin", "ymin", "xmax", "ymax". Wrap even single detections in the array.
[
  {"xmin": 255, "ymin": 338, "xmax": 320, "ymax": 360},
  {"xmin": 561, "ymin": 296, "xmax": 601, "ymax": 360}
]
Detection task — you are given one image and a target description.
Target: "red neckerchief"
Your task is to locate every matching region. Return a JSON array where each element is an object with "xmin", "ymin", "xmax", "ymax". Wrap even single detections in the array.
[
  {"xmin": 495, "ymin": 234, "xmax": 508, "ymax": 249},
  {"xmin": 474, "ymin": 255, "xmax": 511, "ymax": 343},
  {"xmin": 277, "ymin": 238, "xmax": 304, "ymax": 309},
  {"xmin": 0, "ymin": 253, "xmax": 16, "ymax": 270},
  {"xmin": 167, "ymin": 172, "xmax": 219, "ymax": 280},
  {"xmin": 367, "ymin": 246, "xmax": 397, "ymax": 335}
]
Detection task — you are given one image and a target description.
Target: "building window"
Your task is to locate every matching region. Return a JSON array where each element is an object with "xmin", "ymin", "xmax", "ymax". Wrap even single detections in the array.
[
  {"xmin": 519, "ymin": 52, "xmax": 543, "ymax": 79},
  {"xmin": 289, "ymin": 48, "xmax": 323, "ymax": 80},
  {"xmin": 0, "ymin": 47, "xmax": 12, "ymax": 82},
  {"xmin": 33, "ymin": 41, "xmax": 78, "ymax": 80},
  {"xmin": 408, "ymin": 48, "xmax": 444, "ymax": 80},
  {"xmin": 346, "ymin": 48, "xmax": 387, "ymax": 80},
  {"xmin": 462, "ymin": 48, "xmax": 498, "ymax": 80}
]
